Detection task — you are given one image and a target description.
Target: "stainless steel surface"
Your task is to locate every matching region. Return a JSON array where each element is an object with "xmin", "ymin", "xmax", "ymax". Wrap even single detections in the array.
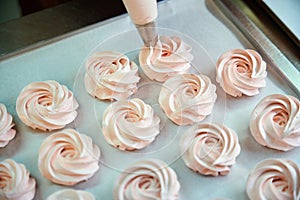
[
  {"xmin": 0, "ymin": 0, "xmax": 127, "ymax": 59},
  {"xmin": 213, "ymin": 0, "xmax": 300, "ymax": 97},
  {"xmin": 136, "ymin": 21, "xmax": 158, "ymax": 47}
]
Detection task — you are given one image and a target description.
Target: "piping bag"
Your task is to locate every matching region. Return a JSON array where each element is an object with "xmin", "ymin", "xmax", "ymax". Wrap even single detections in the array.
[{"xmin": 122, "ymin": 0, "xmax": 158, "ymax": 47}]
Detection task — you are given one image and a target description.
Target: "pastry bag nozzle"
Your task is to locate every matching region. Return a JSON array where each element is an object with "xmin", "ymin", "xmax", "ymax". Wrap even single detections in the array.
[
  {"xmin": 122, "ymin": 0, "xmax": 158, "ymax": 47},
  {"xmin": 135, "ymin": 21, "xmax": 158, "ymax": 47}
]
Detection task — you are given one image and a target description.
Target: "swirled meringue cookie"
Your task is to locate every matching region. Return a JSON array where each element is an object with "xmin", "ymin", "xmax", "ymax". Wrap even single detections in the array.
[
  {"xmin": 0, "ymin": 159, "xmax": 36, "ymax": 200},
  {"xmin": 247, "ymin": 159, "xmax": 300, "ymax": 200},
  {"xmin": 0, "ymin": 104, "xmax": 16, "ymax": 147},
  {"xmin": 102, "ymin": 98, "xmax": 160, "ymax": 151},
  {"xmin": 113, "ymin": 159, "xmax": 180, "ymax": 200},
  {"xmin": 180, "ymin": 123, "xmax": 241, "ymax": 176},
  {"xmin": 250, "ymin": 94, "xmax": 300, "ymax": 151},
  {"xmin": 16, "ymin": 80, "xmax": 79, "ymax": 131},
  {"xmin": 159, "ymin": 73, "xmax": 217, "ymax": 126},
  {"xmin": 216, "ymin": 49, "xmax": 267, "ymax": 97},
  {"xmin": 85, "ymin": 51, "xmax": 140, "ymax": 101},
  {"xmin": 47, "ymin": 189, "xmax": 95, "ymax": 200},
  {"xmin": 139, "ymin": 36, "xmax": 193, "ymax": 82},
  {"xmin": 38, "ymin": 128, "xmax": 100, "ymax": 185}
]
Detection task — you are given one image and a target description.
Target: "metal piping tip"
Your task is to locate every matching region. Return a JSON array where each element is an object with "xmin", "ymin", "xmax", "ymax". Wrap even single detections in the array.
[{"xmin": 135, "ymin": 21, "xmax": 158, "ymax": 47}]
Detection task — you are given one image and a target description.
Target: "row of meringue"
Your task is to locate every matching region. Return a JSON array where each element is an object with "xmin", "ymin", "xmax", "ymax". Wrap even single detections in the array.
[
  {"xmin": 0, "ymin": 159, "xmax": 96, "ymax": 200},
  {"xmin": 84, "ymin": 36, "xmax": 193, "ymax": 101},
  {"xmin": 102, "ymin": 82, "xmax": 216, "ymax": 152},
  {"xmin": 2, "ymin": 157, "xmax": 298, "ymax": 200},
  {"xmin": 85, "ymin": 39, "xmax": 268, "ymax": 101}
]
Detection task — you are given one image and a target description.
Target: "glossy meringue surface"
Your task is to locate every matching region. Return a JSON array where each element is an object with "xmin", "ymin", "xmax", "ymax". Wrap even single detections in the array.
[
  {"xmin": 250, "ymin": 94, "xmax": 300, "ymax": 151},
  {"xmin": 38, "ymin": 128, "xmax": 100, "ymax": 185},
  {"xmin": 180, "ymin": 123, "xmax": 241, "ymax": 176},
  {"xmin": 0, "ymin": 104, "xmax": 16, "ymax": 147},
  {"xmin": 113, "ymin": 159, "xmax": 180, "ymax": 200},
  {"xmin": 139, "ymin": 36, "xmax": 193, "ymax": 82},
  {"xmin": 247, "ymin": 159, "xmax": 300, "ymax": 200},
  {"xmin": 102, "ymin": 98, "xmax": 160, "ymax": 151},
  {"xmin": 159, "ymin": 73, "xmax": 217, "ymax": 125},
  {"xmin": 85, "ymin": 51, "xmax": 140, "ymax": 101},
  {"xmin": 16, "ymin": 80, "xmax": 79, "ymax": 131},
  {"xmin": 0, "ymin": 159, "xmax": 36, "ymax": 200},
  {"xmin": 216, "ymin": 49, "xmax": 267, "ymax": 97}
]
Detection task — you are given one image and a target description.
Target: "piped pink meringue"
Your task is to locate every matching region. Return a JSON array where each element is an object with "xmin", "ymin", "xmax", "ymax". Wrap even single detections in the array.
[
  {"xmin": 180, "ymin": 123, "xmax": 241, "ymax": 176},
  {"xmin": 250, "ymin": 94, "xmax": 300, "ymax": 151},
  {"xmin": 16, "ymin": 80, "xmax": 79, "ymax": 131},
  {"xmin": 47, "ymin": 189, "xmax": 95, "ymax": 200},
  {"xmin": 85, "ymin": 51, "xmax": 140, "ymax": 101},
  {"xmin": 139, "ymin": 36, "xmax": 193, "ymax": 82},
  {"xmin": 216, "ymin": 49, "xmax": 267, "ymax": 97},
  {"xmin": 247, "ymin": 159, "xmax": 300, "ymax": 200},
  {"xmin": 0, "ymin": 104, "xmax": 16, "ymax": 147},
  {"xmin": 159, "ymin": 73, "xmax": 217, "ymax": 125},
  {"xmin": 102, "ymin": 98, "xmax": 160, "ymax": 151},
  {"xmin": 38, "ymin": 128, "xmax": 100, "ymax": 186},
  {"xmin": 113, "ymin": 159, "xmax": 180, "ymax": 200},
  {"xmin": 0, "ymin": 159, "xmax": 36, "ymax": 200}
]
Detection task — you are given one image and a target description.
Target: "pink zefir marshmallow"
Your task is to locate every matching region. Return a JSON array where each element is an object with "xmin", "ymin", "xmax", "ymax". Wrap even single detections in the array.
[
  {"xmin": 16, "ymin": 80, "xmax": 79, "ymax": 131},
  {"xmin": 102, "ymin": 98, "xmax": 160, "ymax": 151},
  {"xmin": 139, "ymin": 36, "xmax": 193, "ymax": 82},
  {"xmin": 85, "ymin": 51, "xmax": 140, "ymax": 101},
  {"xmin": 180, "ymin": 123, "xmax": 241, "ymax": 176},
  {"xmin": 216, "ymin": 49, "xmax": 267, "ymax": 97},
  {"xmin": 159, "ymin": 73, "xmax": 217, "ymax": 125},
  {"xmin": 0, "ymin": 159, "xmax": 36, "ymax": 200},
  {"xmin": 247, "ymin": 159, "xmax": 300, "ymax": 200},
  {"xmin": 0, "ymin": 104, "xmax": 16, "ymax": 147},
  {"xmin": 114, "ymin": 159, "xmax": 180, "ymax": 200},
  {"xmin": 38, "ymin": 128, "xmax": 100, "ymax": 186},
  {"xmin": 250, "ymin": 94, "xmax": 300, "ymax": 151}
]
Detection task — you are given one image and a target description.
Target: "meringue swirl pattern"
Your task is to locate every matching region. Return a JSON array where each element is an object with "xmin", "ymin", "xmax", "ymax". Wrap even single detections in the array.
[
  {"xmin": 159, "ymin": 73, "xmax": 217, "ymax": 126},
  {"xmin": 247, "ymin": 159, "xmax": 300, "ymax": 200},
  {"xmin": 0, "ymin": 159, "xmax": 36, "ymax": 200},
  {"xmin": 16, "ymin": 80, "xmax": 79, "ymax": 131},
  {"xmin": 38, "ymin": 128, "xmax": 100, "ymax": 185},
  {"xmin": 113, "ymin": 159, "xmax": 180, "ymax": 200},
  {"xmin": 139, "ymin": 36, "xmax": 193, "ymax": 82},
  {"xmin": 47, "ymin": 189, "xmax": 95, "ymax": 200},
  {"xmin": 102, "ymin": 98, "xmax": 160, "ymax": 151},
  {"xmin": 250, "ymin": 94, "xmax": 300, "ymax": 151},
  {"xmin": 216, "ymin": 49, "xmax": 267, "ymax": 97},
  {"xmin": 180, "ymin": 123, "xmax": 241, "ymax": 176},
  {"xmin": 85, "ymin": 51, "xmax": 140, "ymax": 101},
  {"xmin": 0, "ymin": 104, "xmax": 16, "ymax": 147}
]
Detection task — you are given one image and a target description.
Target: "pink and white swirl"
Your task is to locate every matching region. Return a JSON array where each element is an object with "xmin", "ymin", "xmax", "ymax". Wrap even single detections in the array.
[
  {"xmin": 16, "ymin": 80, "xmax": 79, "ymax": 131},
  {"xmin": 247, "ymin": 159, "xmax": 300, "ymax": 200},
  {"xmin": 38, "ymin": 128, "xmax": 100, "ymax": 185},
  {"xmin": 0, "ymin": 104, "xmax": 16, "ymax": 147},
  {"xmin": 180, "ymin": 123, "xmax": 241, "ymax": 176},
  {"xmin": 85, "ymin": 51, "xmax": 140, "ymax": 101},
  {"xmin": 0, "ymin": 159, "xmax": 36, "ymax": 200},
  {"xmin": 113, "ymin": 159, "xmax": 180, "ymax": 200},
  {"xmin": 250, "ymin": 94, "xmax": 300, "ymax": 151},
  {"xmin": 159, "ymin": 73, "xmax": 217, "ymax": 126},
  {"xmin": 102, "ymin": 98, "xmax": 160, "ymax": 151},
  {"xmin": 216, "ymin": 49, "xmax": 267, "ymax": 97},
  {"xmin": 139, "ymin": 36, "xmax": 193, "ymax": 82}
]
